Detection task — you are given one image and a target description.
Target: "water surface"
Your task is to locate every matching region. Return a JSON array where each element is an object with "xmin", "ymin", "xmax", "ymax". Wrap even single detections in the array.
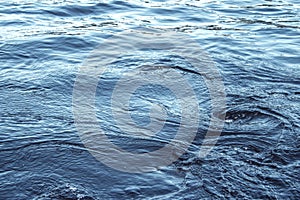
[{"xmin": 0, "ymin": 0, "xmax": 299, "ymax": 199}]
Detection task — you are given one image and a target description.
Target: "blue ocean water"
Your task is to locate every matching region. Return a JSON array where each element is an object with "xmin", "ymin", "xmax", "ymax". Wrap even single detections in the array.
[{"xmin": 0, "ymin": 0, "xmax": 299, "ymax": 199}]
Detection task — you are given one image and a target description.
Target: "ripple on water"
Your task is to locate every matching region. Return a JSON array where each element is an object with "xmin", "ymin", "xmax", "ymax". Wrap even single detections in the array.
[{"xmin": 1, "ymin": 0, "xmax": 300, "ymax": 199}]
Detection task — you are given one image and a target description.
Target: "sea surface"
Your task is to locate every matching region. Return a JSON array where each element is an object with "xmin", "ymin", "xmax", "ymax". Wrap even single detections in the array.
[{"xmin": 0, "ymin": 0, "xmax": 299, "ymax": 199}]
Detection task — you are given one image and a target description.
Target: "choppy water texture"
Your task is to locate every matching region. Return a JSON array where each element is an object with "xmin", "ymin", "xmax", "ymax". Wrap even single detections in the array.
[{"xmin": 1, "ymin": 0, "xmax": 299, "ymax": 199}]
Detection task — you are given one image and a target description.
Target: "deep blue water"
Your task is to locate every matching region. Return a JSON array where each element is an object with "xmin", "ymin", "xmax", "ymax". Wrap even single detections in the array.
[{"xmin": 0, "ymin": 0, "xmax": 299, "ymax": 199}]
